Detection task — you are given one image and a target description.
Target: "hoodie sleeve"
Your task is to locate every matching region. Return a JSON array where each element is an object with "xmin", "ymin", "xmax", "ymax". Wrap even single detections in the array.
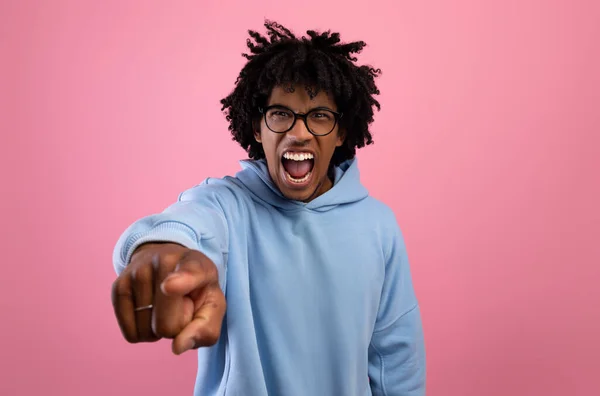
[
  {"xmin": 368, "ymin": 224, "xmax": 426, "ymax": 396},
  {"xmin": 111, "ymin": 181, "xmax": 231, "ymax": 289}
]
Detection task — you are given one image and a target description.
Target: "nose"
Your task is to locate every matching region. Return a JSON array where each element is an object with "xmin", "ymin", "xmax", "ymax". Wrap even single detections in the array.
[{"xmin": 287, "ymin": 117, "xmax": 313, "ymax": 142}]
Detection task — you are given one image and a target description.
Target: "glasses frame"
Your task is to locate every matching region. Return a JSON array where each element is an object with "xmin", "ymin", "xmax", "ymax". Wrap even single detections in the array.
[{"xmin": 258, "ymin": 105, "xmax": 343, "ymax": 137}]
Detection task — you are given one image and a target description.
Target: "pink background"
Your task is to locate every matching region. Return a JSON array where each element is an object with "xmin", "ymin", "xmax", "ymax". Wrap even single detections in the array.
[{"xmin": 2, "ymin": 0, "xmax": 599, "ymax": 395}]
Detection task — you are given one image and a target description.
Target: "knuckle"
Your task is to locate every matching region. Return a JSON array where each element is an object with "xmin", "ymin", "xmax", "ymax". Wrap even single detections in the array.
[
  {"xmin": 131, "ymin": 262, "xmax": 152, "ymax": 285},
  {"xmin": 216, "ymin": 288, "xmax": 226, "ymax": 303},
  {"xmin": 112, "ymin": 278, "xmax": 131, "ymax": 299},
  {"xmin": 137, "ymin": 330, "xmax": 158, "ymax": 343},
  {"xmin": 130, "ymin": 243, "xmax": 154, "ymax": 262},
  {"xmin": 203, "ymin": 328, "xmax": 221, "ymax": 346},
  {"xmin": 122, "ymin": 332, "xmax": 138, "ymax": 344},
  {"xmin": 174, "ymin": 252, "xmax": 209, "ymax": 277},
  {"xmin": 132, "ymin": 244, "xmax": 184, "ymax": 272},
  {"xmin": 161, "ymin": 250, "xmax": 183, "ymax": 267},
  {"xmin": 210, "ymin": 287, "xmax": 226, "ymax": 307},
  {"xmin": 152, "ymin": 253, "xmax": 167, "ymax": 275},
  {"xmin": 202, "ymin": 261, "xmax": 219, "ymax": 282},
  {"xmin": 156, "ymin": 248, "xmax": 190, "ymax": 276},
  {"xmin": 152, "ymin": 321, "xmax": 181, "ymax": 339},
  {"xmin": 125, "ymin": 337, "xmax": 137, "ymax": 344}
]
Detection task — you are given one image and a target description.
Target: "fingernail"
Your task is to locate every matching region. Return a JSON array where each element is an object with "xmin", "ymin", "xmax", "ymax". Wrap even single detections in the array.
[
  {"xmin": 160, "ymin": 281, "xmax": 169, "ymax": 295},
  {"xmin": 164, "ymin": 272, "xmax": 182, "ymax": 282},
  {"xmin": 182, "ymin": 339, "xmax": 195, "ymax": 353},
  {"xmin": 161, "ymin": 274, "xmax": 181, "ymax": 294}
]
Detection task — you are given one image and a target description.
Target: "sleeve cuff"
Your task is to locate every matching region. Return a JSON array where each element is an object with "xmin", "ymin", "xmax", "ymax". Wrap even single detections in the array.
[{"xmin": 116, "ymin": 221, "xmax": 200, "ymax": 273}]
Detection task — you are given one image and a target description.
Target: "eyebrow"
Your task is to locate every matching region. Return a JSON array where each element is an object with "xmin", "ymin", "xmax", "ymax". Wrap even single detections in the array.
[{"xmin": 268, "ymin": 103, "xmax": 337, "ymax": 112}]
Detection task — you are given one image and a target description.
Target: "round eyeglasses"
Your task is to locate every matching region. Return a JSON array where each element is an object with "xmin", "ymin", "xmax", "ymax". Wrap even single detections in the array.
[{"xmin": 259, "ymin": 105, "xmax": 343, "ymax": 137}]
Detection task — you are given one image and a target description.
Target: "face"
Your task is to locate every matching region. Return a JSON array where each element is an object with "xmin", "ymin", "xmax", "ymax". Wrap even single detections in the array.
[{"xmin": 255, "ymin": 85, "xmax": 345, "ymax": 202}]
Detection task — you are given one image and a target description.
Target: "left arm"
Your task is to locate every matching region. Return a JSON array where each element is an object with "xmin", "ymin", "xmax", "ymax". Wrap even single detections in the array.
[{"xmin": 368, "ymin": 224, "xmax": 426, "ymax": 396}]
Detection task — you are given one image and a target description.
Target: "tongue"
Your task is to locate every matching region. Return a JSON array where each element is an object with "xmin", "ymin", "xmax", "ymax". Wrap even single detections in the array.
[{"xmin": 283, "ymin": 159, "xmax": 313, "ymax": 179}]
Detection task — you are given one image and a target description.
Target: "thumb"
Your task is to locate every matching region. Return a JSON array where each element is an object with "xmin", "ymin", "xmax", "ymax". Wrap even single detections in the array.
[{"xmin": 160, "ymin": 253, "xmax": 219, "ymax": 296}]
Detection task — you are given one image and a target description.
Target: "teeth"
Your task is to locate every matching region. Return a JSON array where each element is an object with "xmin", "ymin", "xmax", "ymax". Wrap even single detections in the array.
[
  {"xmin": 285, "ymin": 171, "xmax": 312, "ymax": 183},
  {"xmin": 284, "ymin": 152, "xmax": 314, "ymax": 161}
]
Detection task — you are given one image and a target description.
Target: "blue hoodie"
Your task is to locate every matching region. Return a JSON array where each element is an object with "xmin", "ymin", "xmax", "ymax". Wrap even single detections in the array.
[{"xmin": 113, "ymin": 158, "xmax": 426, "ymax": 396}]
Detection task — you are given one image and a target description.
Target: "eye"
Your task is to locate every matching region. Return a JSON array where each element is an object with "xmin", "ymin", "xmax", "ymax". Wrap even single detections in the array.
[
  {"xmin": 267, "ymin": 109, "xmax": 292, "ymax": 118},
  {"xmin": 310, "ymin": 111, "xmax": 333, "ymax": 120}
]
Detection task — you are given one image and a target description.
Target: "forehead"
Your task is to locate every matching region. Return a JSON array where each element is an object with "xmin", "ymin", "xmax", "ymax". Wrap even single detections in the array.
[{"xmin": 267, "ymin": 85, "xmax": 337, "ymax": 110}]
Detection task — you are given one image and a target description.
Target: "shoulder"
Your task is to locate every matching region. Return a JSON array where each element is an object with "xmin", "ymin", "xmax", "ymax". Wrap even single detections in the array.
[
  {"xmin": 356, "ymin": 196, "xmax": 401, "ymax": 229},
  {"xmin": 355, "ymin": 196, "xmax": 407, "ymax": 256},
  {"xmin": 177, "ymin": 175, "xmax": 252, "ymax": 210}
]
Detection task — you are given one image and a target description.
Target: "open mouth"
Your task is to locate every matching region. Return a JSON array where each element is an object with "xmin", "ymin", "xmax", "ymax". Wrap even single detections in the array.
[{"xmin": 281, "ymin": 151, "xmax": 315, "ymax": 184}]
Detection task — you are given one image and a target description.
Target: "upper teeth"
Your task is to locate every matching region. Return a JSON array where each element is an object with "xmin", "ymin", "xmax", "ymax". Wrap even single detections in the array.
[{"xmin": 283, "ymin": 152, "xmax": 314, "ymax": 161}]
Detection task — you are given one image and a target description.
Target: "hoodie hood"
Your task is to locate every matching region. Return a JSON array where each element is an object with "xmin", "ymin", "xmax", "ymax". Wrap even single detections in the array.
[{"xmin": 233, "ymin": 158, "xmax": 369, "ymax": 212}]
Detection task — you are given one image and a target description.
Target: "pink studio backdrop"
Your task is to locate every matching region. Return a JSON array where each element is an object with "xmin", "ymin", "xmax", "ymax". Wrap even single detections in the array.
[{"xmin": 1, "ymin": 1, "xmax": 599, "ymax": 395}]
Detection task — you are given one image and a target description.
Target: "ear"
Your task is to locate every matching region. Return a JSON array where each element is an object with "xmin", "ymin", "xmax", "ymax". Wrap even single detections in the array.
[
  {"xmin": 253, "ymin": 118, "xmax": 262, "ymax": 143},
  {"xmin": 335, "ymin": 127, "xmax": 346, "ymax": 147}
]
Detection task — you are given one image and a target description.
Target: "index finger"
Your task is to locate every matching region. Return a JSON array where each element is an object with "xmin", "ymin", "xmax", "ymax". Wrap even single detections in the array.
[{"xmin": 171, "ymin": 285, "xmax": 227, "ymax": 355}]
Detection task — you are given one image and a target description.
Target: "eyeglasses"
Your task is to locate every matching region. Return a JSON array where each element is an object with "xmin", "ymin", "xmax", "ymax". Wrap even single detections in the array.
[{"xmin": 258, "ymin": 105, "xmax": 343, "ymax": 137}]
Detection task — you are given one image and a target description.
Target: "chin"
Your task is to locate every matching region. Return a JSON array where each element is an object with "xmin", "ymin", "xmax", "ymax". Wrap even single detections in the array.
[{"xmin": 281, "ymin": 187, "xmax": 319, "ymax": 202}]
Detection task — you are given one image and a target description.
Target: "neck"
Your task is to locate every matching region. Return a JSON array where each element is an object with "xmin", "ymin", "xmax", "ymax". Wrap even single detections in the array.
[{"xmin": 302, "ymin": 171, "xmax": 334, "ymax": 203}]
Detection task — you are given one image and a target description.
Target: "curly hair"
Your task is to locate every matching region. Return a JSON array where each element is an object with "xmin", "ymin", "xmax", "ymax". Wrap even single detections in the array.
[{"xmin": 220, "ymin": 20, "xmax": 382, "ymax": 166}]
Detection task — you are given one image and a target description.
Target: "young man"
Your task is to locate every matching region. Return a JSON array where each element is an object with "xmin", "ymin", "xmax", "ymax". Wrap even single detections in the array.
[{"xmin": 111, "ymin": 21, "xmax": 426, "ymax": 396}]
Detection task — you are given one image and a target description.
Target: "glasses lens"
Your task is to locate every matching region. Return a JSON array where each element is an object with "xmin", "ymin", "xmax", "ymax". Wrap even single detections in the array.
[
  {"xmin": 265, "ymin": 107, "xmax": 294, "ymax": 133},
  {"xmin": 307, "ymin": 109, "xmax": 336, "ymax": 136}
]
